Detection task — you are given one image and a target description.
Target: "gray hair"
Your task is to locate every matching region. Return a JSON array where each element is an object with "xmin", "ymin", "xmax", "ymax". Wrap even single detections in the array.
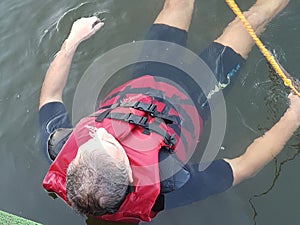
[{"xmin": 66, "ymin": 150, "xmax": 129, "ymax": 216}]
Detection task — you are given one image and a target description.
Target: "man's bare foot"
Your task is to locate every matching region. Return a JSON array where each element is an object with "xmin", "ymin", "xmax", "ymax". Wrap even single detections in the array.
[{"xmin": 254, "ymin": 0, "xmax": 289, "ymax": 17}]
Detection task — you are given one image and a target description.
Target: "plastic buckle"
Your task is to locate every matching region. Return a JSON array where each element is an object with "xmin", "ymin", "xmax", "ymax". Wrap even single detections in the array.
[
  {"xmin": 134, "ymin": 102, "xmax": 157, "ymax": 114},
  {"xmin": 164, "ymin": 134, "xmax": 176, "ymax": 148},
  {"xmin": 126, "ymin": 113, "xmax": 149, "ymax": 128}
]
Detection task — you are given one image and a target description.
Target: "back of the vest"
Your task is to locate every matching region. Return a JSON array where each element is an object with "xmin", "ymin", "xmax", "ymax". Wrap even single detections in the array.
[
  {"xmin": 99, "ymin": 75, "xmax": 203, "ymax": 164},
  {"xmin": 42, "ymin": 75, "xmax": 203, "ymax": 223}
]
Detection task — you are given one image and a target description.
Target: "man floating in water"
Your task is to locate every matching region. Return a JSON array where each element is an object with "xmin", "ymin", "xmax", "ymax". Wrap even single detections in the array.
[{"xmin": 39, "ymin": 0, "xmax": 296, "ymax": 223}]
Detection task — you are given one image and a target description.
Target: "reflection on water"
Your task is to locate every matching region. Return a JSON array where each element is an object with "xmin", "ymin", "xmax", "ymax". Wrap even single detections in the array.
[{"xmin": 0, "ymin": 0, "xmax": 300, "ymax": 224}]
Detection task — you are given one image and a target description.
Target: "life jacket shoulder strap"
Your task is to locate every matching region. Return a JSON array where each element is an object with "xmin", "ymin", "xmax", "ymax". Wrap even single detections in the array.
[
  {"xmin": 91, "ymin": 109, "xmax": 177, "ymax": 148},
  {"xmin": 99, "ymin": 101, "xmax": 181, "ymax": 125},
  {"xmin": 92, "ymin": 111, "xmax": 149, "ymax": 128}
]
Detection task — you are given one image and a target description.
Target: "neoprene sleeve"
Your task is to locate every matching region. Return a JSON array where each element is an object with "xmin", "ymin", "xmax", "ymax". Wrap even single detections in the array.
[{"xmin": 164, "ymin": 160, "xmax": 234, "ymax": 209}]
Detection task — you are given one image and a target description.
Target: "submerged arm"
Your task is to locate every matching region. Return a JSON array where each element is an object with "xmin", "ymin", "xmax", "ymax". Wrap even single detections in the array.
[
  {"xmin": 225, "ymin": 93, "xmax": 300, "ymax": 186},
  {"xmin": 39, "ymin": 17, "xmax": 104, "ymax": 109}
]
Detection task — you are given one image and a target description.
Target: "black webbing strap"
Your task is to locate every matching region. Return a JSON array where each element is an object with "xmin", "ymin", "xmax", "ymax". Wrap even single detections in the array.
[
  {"xmin": 95, "ymin": 111, "xmax": 149, "ymax": 128},
  {"xmin": 123, "ymin": 101, "xmax": 181, "ymax": 125},
  {"xmin": 94, "ymin": 109, "xmax": 113, "ymax": 122},
  {"xmin": 91, "ymin": 110, "xmax": 177, "ymax": 147},
  {"xmin": 121, "ymin": 101, "xmax": 157, "ymax": 114},
  {"xmin": 99, "ymin": 101, "xmax": 181, "ymax": 125},
  {"xmin": 153, "ymin": 96, "xmax": 194, "ymax": 132},
  {"xmin": 101, "ymin": 86, "xmax": 196, "ymax": 132}
]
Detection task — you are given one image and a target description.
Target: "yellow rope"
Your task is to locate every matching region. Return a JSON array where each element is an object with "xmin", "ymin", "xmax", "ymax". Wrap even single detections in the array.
[{"xmin": 225, "ymin": 0, "xmax": 300, "ymax": 97}]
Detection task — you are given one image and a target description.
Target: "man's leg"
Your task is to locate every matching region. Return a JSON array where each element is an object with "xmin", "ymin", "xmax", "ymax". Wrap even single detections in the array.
[
  {"xmin": 215, "ymin": 0, "xmax": 289, "ymax": 59},
  {"xmin": 133, "ymin": 0, "xmax": 196, "ymax": 79},
  {"xmin": 154, "ymin": 0, "xmax": 195, "ymax": 32}
]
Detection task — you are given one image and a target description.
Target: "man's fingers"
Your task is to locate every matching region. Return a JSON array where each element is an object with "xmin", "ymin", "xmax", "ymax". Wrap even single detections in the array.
[
  {"xmin": 91, "ymin": 17, "xmax": 101, "ymax": 27},
  {"xmin": 94, "ymin": 22, "xmax": 104, "ymax": 31},
  {"xmin": 89, "ymin": 16, "xmax": 104, "ymax": 31}
]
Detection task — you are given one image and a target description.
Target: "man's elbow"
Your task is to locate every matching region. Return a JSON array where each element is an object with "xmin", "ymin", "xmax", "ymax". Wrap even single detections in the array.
[
  {"xmin": 39, "ymin": 95, "xmax": 63, "ymax": 110},
  {"xmin": 225, "ymin": 157, "xmax": 258, "ymax": 186}
]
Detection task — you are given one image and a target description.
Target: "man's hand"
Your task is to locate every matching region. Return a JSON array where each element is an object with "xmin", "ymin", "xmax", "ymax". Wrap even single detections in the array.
[{"xmin": 66, "ymin": 16, "xmax": 104, "ymax": 51}]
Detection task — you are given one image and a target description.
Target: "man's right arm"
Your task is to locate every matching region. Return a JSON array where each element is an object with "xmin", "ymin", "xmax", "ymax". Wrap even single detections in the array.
[
  {"xmin": 39, "ymin": 17, "xmax": 104, "ymax": 160},
  {"xmin": 225, "ymin": 93, "xmax": 300, "ymax": 186},
  {"xmin": 39, "ymin": 17, "xmax": 104, "ymax": 109}
]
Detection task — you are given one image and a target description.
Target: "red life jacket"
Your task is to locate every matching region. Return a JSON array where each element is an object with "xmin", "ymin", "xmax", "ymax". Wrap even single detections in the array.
[{"xmin": 43, "ymin": 75, "xmax": 202, "ymax": 223}]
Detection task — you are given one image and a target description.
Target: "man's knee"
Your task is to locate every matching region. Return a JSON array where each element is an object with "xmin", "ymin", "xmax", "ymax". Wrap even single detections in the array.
[{"xmin": 164, "ymin": 0, "xmax": 194, "ymax": 11}]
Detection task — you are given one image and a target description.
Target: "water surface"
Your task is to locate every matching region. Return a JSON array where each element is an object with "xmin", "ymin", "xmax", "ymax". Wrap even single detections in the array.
[{"xmin": 1, "ymin": 0, "xmax": 300, "ymax": 224}]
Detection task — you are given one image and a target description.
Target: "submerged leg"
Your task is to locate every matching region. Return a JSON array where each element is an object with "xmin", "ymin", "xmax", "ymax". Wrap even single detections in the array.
[
  {"xmin": 133, "ymin": 0, "xmax": 195, "ymax": 79},
  {"xmin": 215, "ymin": 0, "xmax": 289, "ymax": 59},
  {"xmin": 154, "ymin": 0, "xmax": 195, "ymax": 31}
]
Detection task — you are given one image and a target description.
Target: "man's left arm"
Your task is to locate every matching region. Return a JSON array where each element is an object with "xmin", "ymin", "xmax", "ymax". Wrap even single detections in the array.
[
  {"xmin": 225, "ymin": 93, "xmax": 300, "ymax": 186},
  {"xmin": 39, "ymin": 17, "xmax": 104, "ymax": 109}
]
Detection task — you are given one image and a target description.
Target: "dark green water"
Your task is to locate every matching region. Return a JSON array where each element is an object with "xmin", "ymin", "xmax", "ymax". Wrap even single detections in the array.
[{"xmin": 1, "ymin": 0, "xmax": 300, "ymax": 225}]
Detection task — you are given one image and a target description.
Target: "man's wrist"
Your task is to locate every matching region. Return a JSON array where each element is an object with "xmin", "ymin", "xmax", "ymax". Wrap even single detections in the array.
[
  {"xmin": 63, "ymin": 39, "xmax": 79, "ymax": 55},
  {"xmin": 283, "ymin": 108, "xmax": 300, "ymax": 129}
]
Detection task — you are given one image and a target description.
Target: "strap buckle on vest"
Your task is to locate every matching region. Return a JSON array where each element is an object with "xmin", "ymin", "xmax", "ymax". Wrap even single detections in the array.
[
  {"xmin": 125, "ymin": 113, "xmax": 148, "ymax": 128},
  {"xmin": 122, "ymin": 101, "xmax": 181, "ymax": 125},
  {"xmin": 93, "ymin": 110, "xmax": 151, "ymax": 134},
  {"xmin": 121, "ymin": 102, "xmax": 157, "ymax": 115},
  {"xmin": 164, "ymin": 134, "xmax": 176, "ymax": 148},
  {"xmin": 94, "ymin": 110, "xmax": 149, "ymax": 130}
]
